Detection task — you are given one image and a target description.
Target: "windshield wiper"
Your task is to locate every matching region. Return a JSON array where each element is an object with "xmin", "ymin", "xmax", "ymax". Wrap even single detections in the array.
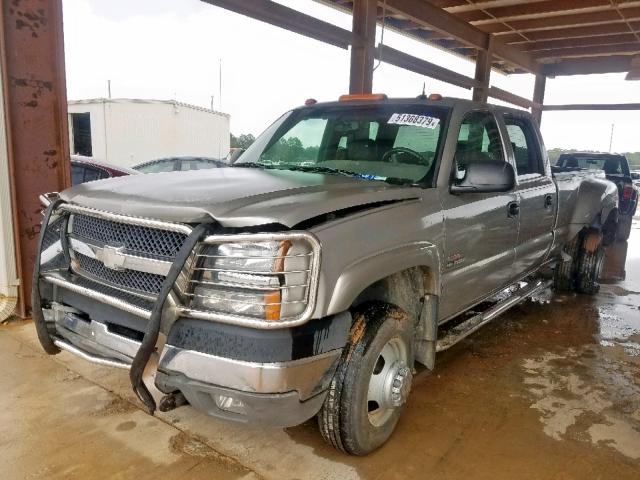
[{"xmin": 277, "ymin": 164, "xmax": 367, "ymax": 178}]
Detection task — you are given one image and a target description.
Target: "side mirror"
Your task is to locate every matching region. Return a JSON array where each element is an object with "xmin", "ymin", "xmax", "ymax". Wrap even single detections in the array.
[{"xmin": 450, "ymin": 160, "xmax": 516, "ymax": 194}]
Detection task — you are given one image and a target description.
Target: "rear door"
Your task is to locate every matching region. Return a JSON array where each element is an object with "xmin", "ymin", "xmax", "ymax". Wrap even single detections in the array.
[
  {"xmin": 502, "ymin": 113, "xmax": 556, "ymax": 275},
  {"xmin": 440, "ymin": 110, "xmax": 519, "ymax": 320}
]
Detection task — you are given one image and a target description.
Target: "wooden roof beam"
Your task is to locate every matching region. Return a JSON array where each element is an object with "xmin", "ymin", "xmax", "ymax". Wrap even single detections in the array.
[
  {"xmin": 533, "ymin": 43, "xmax": 640, "ymax": 59},
  {"xmin": 542, "ymin": 55, "xmax": 633, "ymax": 75},
  {"xmin": 382, "ymin": 0, "xmax": 540, "ymax": 73},
  {"xmin": 521, "ymin": 33, "xmax": 640, "ymax": 52},
  {"xmin": 498, "ymin": 23, "xmax": 636, "ymax": 44},
  {"xmin": 201, "ymin": 0, "xmax": 352, "ymax": 49}
]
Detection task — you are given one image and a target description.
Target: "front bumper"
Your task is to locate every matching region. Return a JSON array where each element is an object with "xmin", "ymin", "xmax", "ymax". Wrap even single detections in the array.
[{"xmin": 46, "ymin": 305, "xmax": 344, "ymax": 427}]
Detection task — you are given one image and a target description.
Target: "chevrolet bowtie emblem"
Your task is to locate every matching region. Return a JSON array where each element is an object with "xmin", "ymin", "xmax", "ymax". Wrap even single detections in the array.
[{"xmin": 101, "ymin": 245, "xmax": 127, "ymax": 271}]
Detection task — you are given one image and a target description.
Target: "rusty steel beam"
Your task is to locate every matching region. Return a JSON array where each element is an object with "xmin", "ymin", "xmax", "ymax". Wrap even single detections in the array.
[
  {"xmin": 201, "ymin": 0, "xmax": 352, "ymax": 49},
  {"xmin": 0, "ymin": 0, "xmax": 71, "ymax": 317},
  {"xmin": 349, "ymin": 0, "xmax": 377, "ymax": 93}
]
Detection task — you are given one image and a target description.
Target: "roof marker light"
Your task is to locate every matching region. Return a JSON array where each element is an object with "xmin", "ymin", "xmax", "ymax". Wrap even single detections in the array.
[
  {"xmin": 305, "ymin": 98, "xmax": 317, "ymax": 106},
  {"xmin": 428, "ymin": 93, "xmax": 443, "ymax": 100},
  {"xmin": 339, "ymin": 93, "xmax": 388, "ymax": 102}
]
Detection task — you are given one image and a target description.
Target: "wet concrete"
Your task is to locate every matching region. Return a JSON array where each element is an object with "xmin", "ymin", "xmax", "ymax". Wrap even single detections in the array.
[{"xmin": 1, "ymin": 217, "xmax": 639, "ymax": 479}]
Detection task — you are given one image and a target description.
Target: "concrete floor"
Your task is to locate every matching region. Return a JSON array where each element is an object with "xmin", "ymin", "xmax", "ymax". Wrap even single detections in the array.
[{"xmin": 1, "ymin": 218, "xmax": 639, "ymax": 480}]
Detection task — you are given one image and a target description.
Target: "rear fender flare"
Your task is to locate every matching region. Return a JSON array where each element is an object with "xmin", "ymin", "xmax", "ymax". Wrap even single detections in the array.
[{"xmin": 567, "ymin": 180, "xmax": 618, "ymax": 240}]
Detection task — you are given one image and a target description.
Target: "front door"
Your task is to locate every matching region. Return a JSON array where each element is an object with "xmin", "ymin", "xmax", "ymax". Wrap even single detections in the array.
[{"xmin": 440, "ymin": 110, "xmax": 518, "ymax": 321}]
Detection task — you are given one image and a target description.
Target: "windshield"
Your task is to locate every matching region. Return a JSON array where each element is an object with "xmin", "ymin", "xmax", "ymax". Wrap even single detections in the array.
[
  {"xmin": 558, "ymin": 154, "xmax": 630, "ymax": 176},
  {"xmin": 236, "ymin": 104, "xmax": 448, "ymax": 185}
]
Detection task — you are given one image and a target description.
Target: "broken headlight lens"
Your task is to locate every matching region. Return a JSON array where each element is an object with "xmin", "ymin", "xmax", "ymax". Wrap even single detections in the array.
[{"xmin": 188, "ymin": 239, "xmax": 316, "ymax": 322}]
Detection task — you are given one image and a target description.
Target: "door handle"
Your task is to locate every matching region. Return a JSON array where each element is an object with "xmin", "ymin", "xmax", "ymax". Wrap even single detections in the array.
[
  {"xmin": 544, "ymin": 194, "xmax": 554, "ymax": 208},
  {"xmin": 508, "ymin": 201, "xmax": 520, "ymax": 217}
]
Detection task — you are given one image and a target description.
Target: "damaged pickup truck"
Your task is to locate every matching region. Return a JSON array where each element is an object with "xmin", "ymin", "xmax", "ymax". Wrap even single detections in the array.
[{"xmin": 33, "ymin": 95, "xmax": 618, "ymax": 455}]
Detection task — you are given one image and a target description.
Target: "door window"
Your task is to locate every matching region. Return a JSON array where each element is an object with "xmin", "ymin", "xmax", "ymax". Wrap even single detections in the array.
[
  {"xmin": 455, "ymin": 112, "xmax": 504, "ymax": 165},
  {"xmin": 454, "ymin": 112, "xmax": 504, "ymax": 179},
  {"xmin": 138, "ymin": 160, "xmax": 176, "ymax": 173},
  {"xmin": 504, "ymin": 116, "xmax": 543, "ymax": 176}
]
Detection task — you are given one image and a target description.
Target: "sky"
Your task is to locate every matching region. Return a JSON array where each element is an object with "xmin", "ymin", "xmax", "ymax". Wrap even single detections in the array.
[{"xmin": 62, "ymin": 0, "xmax": 640, "ymax": 153}]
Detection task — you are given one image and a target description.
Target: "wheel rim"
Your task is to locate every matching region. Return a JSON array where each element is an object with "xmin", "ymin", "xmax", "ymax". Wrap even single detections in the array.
[{"xmin": 366, "ymin": 336, "xmax": 412, "ymax": 427}]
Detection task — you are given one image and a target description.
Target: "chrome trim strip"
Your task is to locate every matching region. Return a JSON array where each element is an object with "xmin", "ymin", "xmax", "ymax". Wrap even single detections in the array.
[
  {"xmin": 69, "ymin": 238, "xmax": 172, "ymax": 276},
  {"xmin": 57, "ymin": 316, "xmax": 141, "ymax": 359},
  {"xmin": 42, "ymin": 273, "xmax": 152, "ymax": 319},
  {"xmin": 159, "ymin": 345, "xmax": 340, "ymax": 400},
  {"xmin": 53, "ymin": 339, "xmax": 131, "ymax": 370},
  {"xmin": 59, "ymin": 203, "xmax": 193, "ymax": 235},
  {"xmin": 40, "ymin": 240, "xmax": 63, "ymax": 265}
]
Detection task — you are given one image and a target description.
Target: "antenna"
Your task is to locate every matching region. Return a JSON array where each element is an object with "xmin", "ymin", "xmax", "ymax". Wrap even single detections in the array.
[
  {"xmin": 417, "ymin": 82, "xmax": 427, "ymax": 100},
  {"xmin": 609, "ymin": 123, "xmax": 615, "ymax": 153},
  {"xmin": 107, "ymin": 79, "xmax": 111, "ymax": 99}
]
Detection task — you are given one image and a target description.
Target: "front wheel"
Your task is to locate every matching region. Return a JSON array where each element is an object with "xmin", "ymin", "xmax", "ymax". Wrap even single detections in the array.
[{"xmin": 318, "ymin": 303, "xmax": 413, "ymax": 455}]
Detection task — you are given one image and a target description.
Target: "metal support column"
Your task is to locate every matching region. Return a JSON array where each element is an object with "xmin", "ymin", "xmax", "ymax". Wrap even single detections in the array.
[
  {"xmin": 472, "ymin": 38, "xmax": 493, "ymax": 103},
  {"xmin": 532, "ymin": 75, "xmax": 546, "ymax": 126},
  {"xmin": 349, "ymin": 0, "xmax": 377, "ymax": 94},
  {"xmin": 0, "ymin": 0, "xmax": 71, "ymax": 317}
]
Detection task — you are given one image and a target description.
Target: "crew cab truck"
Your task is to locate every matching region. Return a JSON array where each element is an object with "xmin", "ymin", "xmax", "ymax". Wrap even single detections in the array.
[
  {"xmin": 555, "ymin": 152, "xmax": 638, "ymax": 241},
  {"xmin": 33, "ymin": 96, "xmax": 618, "ymax": 455}
]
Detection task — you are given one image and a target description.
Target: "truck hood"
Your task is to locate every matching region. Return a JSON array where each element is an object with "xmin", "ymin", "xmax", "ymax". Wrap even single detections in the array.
[{"xmin": 60, "ymin": 167, "xmax": 421, "ymax": 227}]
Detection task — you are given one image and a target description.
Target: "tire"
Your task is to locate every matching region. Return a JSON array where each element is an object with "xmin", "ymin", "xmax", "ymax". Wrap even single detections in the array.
[
  {"xmin": 553, "ymin": 235, "xmax": 580, "ymax": 292},
  {"xmin": 616, "ymin": 215, "xmax": 633, "ymax": 242},
  {"xmin": 575, "ymin": 231, "xmax": 605, "ymax": 295},
  {"xmin": 318, "ymin": 303, "xmax": 414, "ymax": 455}
]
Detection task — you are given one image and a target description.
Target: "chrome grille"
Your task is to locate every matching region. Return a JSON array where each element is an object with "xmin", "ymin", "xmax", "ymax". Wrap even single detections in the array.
[
  {"xmin": 68, "ymin": 213, "xmax": 189, "ymax": 297},
  {"xmin": 75, "ymin": 252, "xmax": 165, "ymax": 296},
  {"xmin": 72, "ymin": 214, "xmax": 187, "ymax": 259}
]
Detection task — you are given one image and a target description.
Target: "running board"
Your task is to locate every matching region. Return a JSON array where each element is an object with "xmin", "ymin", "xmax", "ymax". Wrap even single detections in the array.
[{"xmin": 436, "ymin": 279, "xmax": 553, "ymax": 352}]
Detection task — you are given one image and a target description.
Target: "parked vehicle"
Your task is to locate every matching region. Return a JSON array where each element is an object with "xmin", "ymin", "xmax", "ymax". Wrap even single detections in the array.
[
  {"xmin": 556, "ymin": 152, "xmax": 638, "ymax": 240},
  {"xmin": 71, "ymin": 155, "xmax": 138, "ymax": 185},
  {"xmin": 33, "ymin": 96, "xmax": 618, "ymax": 455},
  {"xmin": 132, "ymin": 156, "xmax": 228, "ymax": 173}
]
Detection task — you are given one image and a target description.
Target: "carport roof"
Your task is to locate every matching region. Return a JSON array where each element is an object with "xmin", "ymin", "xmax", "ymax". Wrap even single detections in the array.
[{"xmin": 318, "ymin": 0, "xmax": 640, "ymax": 77}]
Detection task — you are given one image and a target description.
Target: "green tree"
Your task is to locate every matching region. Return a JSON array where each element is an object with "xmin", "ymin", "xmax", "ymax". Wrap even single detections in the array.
[{"xmin": 230, "ymin": 133, "xmax": 256, "ymax": 150}]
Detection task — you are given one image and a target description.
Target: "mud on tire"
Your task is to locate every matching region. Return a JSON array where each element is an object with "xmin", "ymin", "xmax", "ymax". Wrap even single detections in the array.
[{"xmin": 317, "ymin": 302, "xmax": 413, "ymax": 455}]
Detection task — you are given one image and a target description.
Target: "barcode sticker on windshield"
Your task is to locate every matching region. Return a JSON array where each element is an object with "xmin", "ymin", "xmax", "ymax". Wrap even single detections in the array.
[{"xmin": 388, "ymin": 113, "xmax": 440, "ymax": 129}]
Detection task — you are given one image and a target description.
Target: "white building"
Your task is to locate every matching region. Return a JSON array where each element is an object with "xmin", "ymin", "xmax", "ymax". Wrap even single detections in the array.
[{"xmin": 67, "ymin": 98, "xmax": 230, "ymax": 167}]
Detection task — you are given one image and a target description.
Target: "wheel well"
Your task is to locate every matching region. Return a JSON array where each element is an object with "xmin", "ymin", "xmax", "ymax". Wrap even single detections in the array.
[{"xmin": 350, "ymin": 267, "xmax": 435, "ymax": 325}]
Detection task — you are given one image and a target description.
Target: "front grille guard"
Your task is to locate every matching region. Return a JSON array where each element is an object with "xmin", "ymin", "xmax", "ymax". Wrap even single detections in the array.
[{"xmin": 33, "ymin": 201, "xmax": 322, "ymax": 414}]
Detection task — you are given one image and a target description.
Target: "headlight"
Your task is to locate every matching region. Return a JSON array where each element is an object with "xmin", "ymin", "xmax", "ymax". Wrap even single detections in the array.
[{"xmin": 184, "ymin": 234, "xmax": 319, "ymax": 324}]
